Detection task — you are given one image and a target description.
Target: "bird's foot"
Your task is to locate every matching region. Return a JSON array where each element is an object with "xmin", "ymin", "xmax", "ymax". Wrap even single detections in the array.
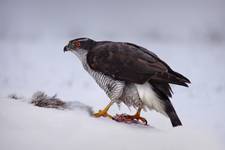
[
  {"xmin": 93, "ymin": 110, "xmax": 113, "ymax": 119},
  {"xmin": 113, "ymin": 113, "xmax": 148, "ymax": 125}
]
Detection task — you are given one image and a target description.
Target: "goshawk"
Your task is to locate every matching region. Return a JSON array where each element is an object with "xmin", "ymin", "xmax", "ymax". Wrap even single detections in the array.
[{"xmin": 64, "ymin": 37, "xmax": 190, "ymax": 127}]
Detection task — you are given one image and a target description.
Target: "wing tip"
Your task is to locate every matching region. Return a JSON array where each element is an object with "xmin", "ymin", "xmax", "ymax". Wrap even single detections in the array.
[{"xmin": 170, "ymin": 70, "xmax": 191, "ymax": 87}]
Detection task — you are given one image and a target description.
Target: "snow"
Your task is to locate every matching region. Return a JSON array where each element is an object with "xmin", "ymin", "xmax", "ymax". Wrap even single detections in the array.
[
  {"xmin": 1, "ymin": 0, "xmax": 225, "ymax": 149},
  {"xmin": 0, "ymin": 98, "xmax": 223, "ymax": 150}
]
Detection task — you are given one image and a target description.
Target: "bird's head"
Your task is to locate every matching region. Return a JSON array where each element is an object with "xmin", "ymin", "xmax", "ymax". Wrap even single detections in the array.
[{"xmin": 64, "ymin": 37, "xmax": 96, "ymax": 53}]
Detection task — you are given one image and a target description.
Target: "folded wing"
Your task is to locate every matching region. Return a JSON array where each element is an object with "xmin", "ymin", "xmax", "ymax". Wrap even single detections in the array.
[{"xmin": 87, "ymin": 42, "xmax": 190, "ymax": 87}]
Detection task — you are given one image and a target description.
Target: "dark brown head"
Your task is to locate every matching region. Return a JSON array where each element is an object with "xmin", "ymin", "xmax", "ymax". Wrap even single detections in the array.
[{"xmin": 64, "ymin": 37, "xmax": 96, "ymax": 52}]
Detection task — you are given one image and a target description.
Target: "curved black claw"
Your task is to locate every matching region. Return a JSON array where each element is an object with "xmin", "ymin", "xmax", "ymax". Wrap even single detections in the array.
[{"xmin": 139, "ymin": 117, "xmax": 148, "ymax": 125}]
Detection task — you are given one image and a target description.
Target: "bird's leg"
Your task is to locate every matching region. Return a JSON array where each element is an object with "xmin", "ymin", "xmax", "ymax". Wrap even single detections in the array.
[
  {"xmin": 113, "ymin": 108, "xmax": 148, "ymax": 125},
  {"xmin": 93, "ymin": 101, "xmax": 114, "ymax": 119}
]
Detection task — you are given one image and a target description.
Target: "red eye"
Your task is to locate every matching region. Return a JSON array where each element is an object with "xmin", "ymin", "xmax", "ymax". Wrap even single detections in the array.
[{"xmin": 74, "ymin": 41, "xmax": 81, "ymax": 48}]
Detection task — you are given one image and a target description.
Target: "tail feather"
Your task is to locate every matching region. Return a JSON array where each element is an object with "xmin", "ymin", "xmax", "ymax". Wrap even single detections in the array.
[
  {"xmin": 165, "ymin": 101, "xmax": 182, "ymax": 127},
  {"xmin": 150, "ymin": 82, "xmax": 182, "ymax": 127},
  {"xmin": 168, "ymin": 111, "xmax": 182, "ymax": 127}
]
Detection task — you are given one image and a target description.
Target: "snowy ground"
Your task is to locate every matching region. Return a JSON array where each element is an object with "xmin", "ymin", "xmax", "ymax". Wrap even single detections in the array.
[
  {"xmin": 1, "ymin": 0, "xmax": 225, "ymax": 149},
  {"xmin": 0, "ymin": 37, "xmax": 225, "ymax": 150},
  {"xmin": 0, "ymin": 96, "xmax": 223, "ymax": 150}
]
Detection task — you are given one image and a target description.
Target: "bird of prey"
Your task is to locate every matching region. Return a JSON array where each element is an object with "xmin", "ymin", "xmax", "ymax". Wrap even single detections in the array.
[{"xmin": 64, "ymin": 37, "xmax": 190, "ymax": 127}]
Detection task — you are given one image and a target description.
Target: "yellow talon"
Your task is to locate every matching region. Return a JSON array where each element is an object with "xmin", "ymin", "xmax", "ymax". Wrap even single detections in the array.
[
  {"xmin": 93, "ymin": 110, "xmax": 113, "ymax": 119},
  {"xmin": 92, "ymin": 101, "xmax": 114, "ymax": 119}
]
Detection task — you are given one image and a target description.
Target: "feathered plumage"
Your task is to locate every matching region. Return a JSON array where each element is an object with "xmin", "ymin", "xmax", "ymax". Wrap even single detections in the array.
[{"xmin": 64, "ymin": 37, "xmax": 191, "ymax": 127}]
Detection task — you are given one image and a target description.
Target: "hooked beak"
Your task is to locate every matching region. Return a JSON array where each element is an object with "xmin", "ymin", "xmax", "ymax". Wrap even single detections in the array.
[{"xmin": 63, "ymin": 45, "xmax": 68, "ymax": 53}]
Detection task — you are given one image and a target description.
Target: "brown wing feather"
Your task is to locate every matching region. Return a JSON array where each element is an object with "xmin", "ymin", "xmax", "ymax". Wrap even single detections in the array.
[
  {"xmin": 87, "ymin": 42, "xmax": 167, "ymax": 84},
  {"xmin": 87, "ymin": 41, "xmax": 190, "ymax": 86}
]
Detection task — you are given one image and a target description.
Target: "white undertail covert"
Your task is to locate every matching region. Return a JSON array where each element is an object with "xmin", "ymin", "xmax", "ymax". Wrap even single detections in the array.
[{"xmin": 135, "ymin": 82, "xmax": 167, "ymax": 116}]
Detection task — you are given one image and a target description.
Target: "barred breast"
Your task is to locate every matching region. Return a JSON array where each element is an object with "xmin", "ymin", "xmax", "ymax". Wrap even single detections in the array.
[{"xmin": 83, "ymin": 61, "xmax": 125, "ymax": 101}]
